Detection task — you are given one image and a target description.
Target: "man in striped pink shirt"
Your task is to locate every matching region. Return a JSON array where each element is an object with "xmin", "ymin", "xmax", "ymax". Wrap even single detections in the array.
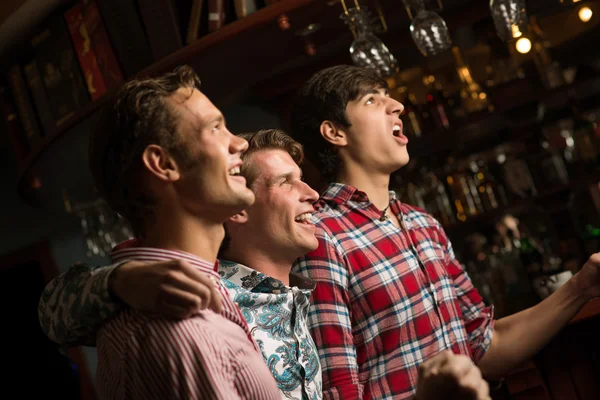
[{"xmin": 89, "ymin": 65, "xmax": 280, "ymax": 399}]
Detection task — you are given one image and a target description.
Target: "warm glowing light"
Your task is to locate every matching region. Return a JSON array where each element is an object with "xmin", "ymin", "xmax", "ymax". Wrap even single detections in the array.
[
  {"xmin": 511, "ymin": 25, "xmax": 522, "ymax": 38},
  {"xmin": 579, "ymin": 7, "xmax": 593, "ymax": 22},
  {"xmin": 515, "ymin": 37, "xmax": 532, "ymax": 54}
]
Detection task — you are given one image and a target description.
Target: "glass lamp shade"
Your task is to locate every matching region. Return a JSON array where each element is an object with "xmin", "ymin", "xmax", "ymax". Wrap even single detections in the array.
[
  {"xmin": 490, "ymin": 0, "xmax": 528, "ymax": 42},
  {"xmin": 409, "ymin": 10, "xmax": 452, "ymax": 57}
]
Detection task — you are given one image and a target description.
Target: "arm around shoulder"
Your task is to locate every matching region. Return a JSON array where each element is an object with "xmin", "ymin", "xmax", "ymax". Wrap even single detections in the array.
[{"xmin": 38, "ymin": 262, "xmax": 124, "ymax": 346}]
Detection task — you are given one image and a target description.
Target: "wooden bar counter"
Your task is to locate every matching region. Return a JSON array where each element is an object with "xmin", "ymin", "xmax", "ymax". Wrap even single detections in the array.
[{"xmin": 499, "ymin": 299, "xmax": 600, "ymax": 400}]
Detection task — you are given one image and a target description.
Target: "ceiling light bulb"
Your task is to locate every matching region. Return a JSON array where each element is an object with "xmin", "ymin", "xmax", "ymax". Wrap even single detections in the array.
[
  {"xmin": 515, "ymin": 37, "xmax": 531, "ymax": 53},
  {"xmin": 579, "ymin": 7, "xmax": 593, "ymax": 22}
]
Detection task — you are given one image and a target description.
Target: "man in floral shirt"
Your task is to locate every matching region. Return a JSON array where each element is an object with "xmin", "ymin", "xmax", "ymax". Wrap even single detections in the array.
[{"xmin": 40, "ymin": 129, "xmax": 491, "ymax": 400}]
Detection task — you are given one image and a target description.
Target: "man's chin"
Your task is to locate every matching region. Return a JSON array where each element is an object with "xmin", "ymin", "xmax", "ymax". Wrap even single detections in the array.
[{"xmin": 234, "ymin": 188, "xmax": 256, "ymax": 207}]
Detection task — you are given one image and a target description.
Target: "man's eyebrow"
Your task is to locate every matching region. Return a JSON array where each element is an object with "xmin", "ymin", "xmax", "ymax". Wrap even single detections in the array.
[
  {"xmin": 212, "ymin": 115, "xmax": 225, "ymax": 124},
  {"xmin": 356, "ymin": 87, "xmax": 388, "ymax": 99},
  {"xmin": 267, "ymin": 170, "xmax": 300, "ymax": 185}
]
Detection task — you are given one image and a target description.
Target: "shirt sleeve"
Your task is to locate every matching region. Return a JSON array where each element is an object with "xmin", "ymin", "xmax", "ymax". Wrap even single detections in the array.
[
  {"xmin": 438, "ymin": 224, "xmax": 495, "ymax": 363},
  {"xmin": 293, "ymin": 229, "xmax": 363, "ymax": 400},
  {"xmin": 38, "ymin": 262, "xmax": 124, "ymax": 346},
  {"xmin": 128, "ymin": 318, "xmax": 244, "ymax": 400}
]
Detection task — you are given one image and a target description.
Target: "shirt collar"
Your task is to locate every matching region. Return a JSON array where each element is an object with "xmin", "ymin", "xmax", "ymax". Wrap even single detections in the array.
[
  {"xmin": 110, "ymin": 239, "xmax": 219, "ymax": 275},
  {"xmin": 219, "ymin": 260, "xmax": 315, "ymax": 292},
  {"xmin": 321, "ymin": 182, "xmax": 398, "ymax": 206}
]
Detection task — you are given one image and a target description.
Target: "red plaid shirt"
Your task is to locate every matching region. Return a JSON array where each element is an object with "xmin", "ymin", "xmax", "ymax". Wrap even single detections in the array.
[{"xmin": 293, "ymin": 183, "xmax": 495, "ymax": 400}]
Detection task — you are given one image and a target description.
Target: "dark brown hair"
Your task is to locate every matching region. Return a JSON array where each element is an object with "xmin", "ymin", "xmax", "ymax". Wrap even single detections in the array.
[
  {"xmin": 89, "ymin": 65, "xmax": 201, "ymax": 237},
  {"xmin": 290, "ymin": 65, "xmax": 387, "ymax": 181}
]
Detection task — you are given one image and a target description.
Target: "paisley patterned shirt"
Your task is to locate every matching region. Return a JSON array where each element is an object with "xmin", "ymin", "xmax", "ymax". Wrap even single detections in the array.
[
  {"xmin": 38, "ymin": 259, "xmax": 322, "ymax": 400},
  {"xmin": 219, "ymin": 261, "xmax": 322, "ymax": 400}
]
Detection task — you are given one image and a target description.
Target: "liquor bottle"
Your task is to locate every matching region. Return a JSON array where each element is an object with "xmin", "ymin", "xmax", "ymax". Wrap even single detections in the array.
[
  {"xmin": 403, "ymin": 93, "xmax": 425, "ymax": 138},
  {"xmin": 423, "ymin": 171, "xmax": 455, "ymax": 226},
  {"xmin": 452, "ymin": 46, "xmax": 491, "ymax": 114},
  {"xmin": 423, "ymin": 74, "xmax": 451, "ymax": 130},
  {"xmin": 571, "ymin": 106, "xmax": 599, "ymax": 173},
  {"xmin": 515, "ymin": 228, "xmax": 544, "ymax": 289},
  {"xmin": 470, "ymin": 159, "xmax": 508, "ymax": 212},
  {"xmin": 394, "ymin": 86, "xmax": 425, "ymax": 138},
  {"xmin": 494, "ymin": 215, "xmax": 540, "ymax": 312},
  {"xmin": 501, "ymin": 153, "xmax": 537, "ymax": 200},
  {"xmin": 569, "ymin": 185, "xmax": 600, "ymax": 258},
  {"xmin": 530, "ymin": 16, "xmax": 565, "ymax": 90},
  {"xmin": 444, "ymin": 169, "xmax": 479, "ymax": 222},
  {"xmin": 535, "ymin": 135, "xmax": 570, "ymax": 188}
]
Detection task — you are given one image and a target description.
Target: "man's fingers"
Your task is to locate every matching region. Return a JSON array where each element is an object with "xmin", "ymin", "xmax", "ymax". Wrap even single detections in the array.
[
  {"xmin": 175, "ymin": 260, "xmax": 217, "ymax": 287},
  {"xmin": 208, "ymin": 286, "xmax": 223, "ymax": 314},
  {"xmin": 167, "ymin": 260, "xmax": 223, "ymax": 313},
  {"xmin": 160, "ymin": 285, "xmax": 212, "ymax": 311}
]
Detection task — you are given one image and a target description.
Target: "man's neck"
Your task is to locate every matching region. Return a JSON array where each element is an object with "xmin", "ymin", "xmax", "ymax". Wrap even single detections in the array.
[
  {"xmin": 336, "ymin": 164, "xmax": 392, "ymax": 211},
  {"xmin": 141, "ymin": 210, "xmax": 225, "ymax": 263},
  {"xmin": 222, "ymin": 247, "xmax": 292, "ymax": 286}
]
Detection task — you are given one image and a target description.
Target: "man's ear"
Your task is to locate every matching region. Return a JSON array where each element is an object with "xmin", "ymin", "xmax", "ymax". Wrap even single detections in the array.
[
  {"xmin": 320, "ymin": 120, "xmax": 348, "ymax": 147},
  {"xmin": 141, "ymin": 145, "xmax": 180, "ymax": 182},
  {"xmin": 228, "ymin": 209, "xmax": 249, "ymax": 225}
]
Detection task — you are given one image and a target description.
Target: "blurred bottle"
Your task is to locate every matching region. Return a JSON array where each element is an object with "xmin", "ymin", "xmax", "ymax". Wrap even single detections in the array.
[
  {"xmin": 542, "ymin": 118, "xmax": 579, "ymax": 177},
  {"xmin": 452, "ymin": 46, "xmax": 492, "ymax": 114},
  {"xmin": 395, "ymin": 87, "xmax": 425, "ymax": 139},
  {"xmin": 423, "ymin": 74, "xmax": 451, "ymax": 130},
  {"xmin": 470, "ymin": 159, "xmax": 508, "ymax": 212},
  {"xmin": 501, "ymin": 152, "xmax": 537, "ymax": 200},
  {"xmin": 495, "ymin": 215, "xmax": 540, "ymax": 312},
  {"xmin": 534, "ymin": 133, "xmax": 570, "ymax": 188},
  {"xmin": 444, "ymin": 168, "xmax": 480, "ymax": 222},
  {"xmin": 423, "ymin": 170, "xmax": 455, "ymax": 226},
  {"xmin": 569, "ymin": 184, "xmax": 600, "ymax": 260},
  {"xmin": 571, "ymin": 105, "xmax": 600, "ymax": 173},
  {"xmin": 530, "ymin": 16, "xmax": 565, "ymax": 90}
]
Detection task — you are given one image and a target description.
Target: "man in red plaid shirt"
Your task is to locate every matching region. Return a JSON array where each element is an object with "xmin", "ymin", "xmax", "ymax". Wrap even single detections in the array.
[{"xmin": 290, "ymin": 65, "xmax": 600, "ymax": 400}]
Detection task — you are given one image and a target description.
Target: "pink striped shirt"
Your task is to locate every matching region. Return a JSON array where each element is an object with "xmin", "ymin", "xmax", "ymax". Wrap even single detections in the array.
[{"xmin": 96, "ymin": 246, "xmax": 280, "ymax": 400}]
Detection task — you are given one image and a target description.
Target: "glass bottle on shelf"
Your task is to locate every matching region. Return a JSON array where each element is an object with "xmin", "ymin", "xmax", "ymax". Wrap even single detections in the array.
[
  {"xmin": 571, "ymin": 106, "xmax": 600, "ymax": 173},
  {"xmin": 452, "ymin": 46, "xmax": 491, "ymax": 114},
  {"xmin": 569, "ymin": 184, "xmax": 600, "ymax": 260},
  {"xmin": 423, "ymin": 74, "xmax": 451, "ymax": 130},
  {"xmin": 530, "ymin": 16, "xmax": 565, "ymax": 90},
  {"xmin": 501, "ymin": 151, "xmax": 537, "ymax": 200},
  {"xmin": 542, "ymin": 117, "xmax": 579, "ymax": 177},
  {"xmin": 423, "ymin": 170, "xmax": 455, "ymax": 226},
  {"xmin": 494, "ymin": 215, "xmax": 540, "ymax": 312},
  {"xmin": 470, "ymin": 159, "xmax": 508, "ymax": 212},
  {"xmin": 535, "ymin": 132, "xmax": 570, "ymax": 188},
  {"xmin": 404, "ymin": 92, "xmax": 425, "ymax": 138},
  {"xmin": 395, "ymin": 86, "xmax": 425, "ymax": 138},
  {"xmin": 444, "ymin": 167, "xmax": 480, "ymax": 222}
]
